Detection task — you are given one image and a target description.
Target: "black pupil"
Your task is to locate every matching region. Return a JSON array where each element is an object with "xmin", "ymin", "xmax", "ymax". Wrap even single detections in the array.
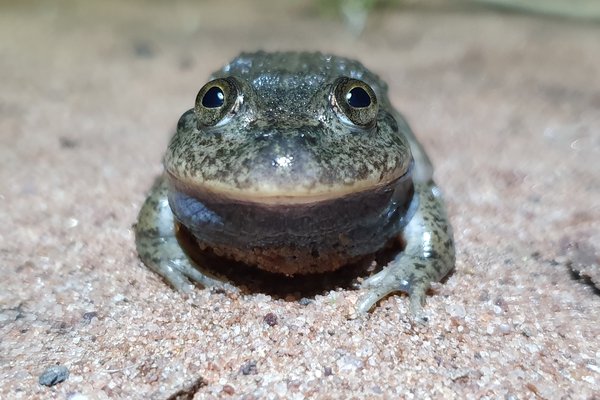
[
  {"xmin": 202, "ymin": 86, "xmax": 225, "ymax": 108},
  {"xmin": 346, "ymin": 86, "xmax": 371, "ymax": 108}
]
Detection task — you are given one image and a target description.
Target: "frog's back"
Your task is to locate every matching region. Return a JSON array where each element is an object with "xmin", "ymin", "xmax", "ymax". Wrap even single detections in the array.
[{"xmin": 211, "ymin": 51, "xmax": 389, "ymax": 110}]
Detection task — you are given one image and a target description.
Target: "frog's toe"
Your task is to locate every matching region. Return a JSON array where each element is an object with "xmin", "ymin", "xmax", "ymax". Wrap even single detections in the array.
[
  {"xmin": 170, "ymin": 258, "xmax": 237, "ymax": 293},
  {"xmin": 359, "ymin": 268, "xmax": 411, "ymax": 291},
  {"xmin": 356, "ymin": 288, "xmax": 391, "ymax": 314},
  {"xmin": 358, "ymin": 271, "xmax": 386, "ymax": 289},
  {"xmin": 408, "ymin": 287, "xmax": 429, "ymax": 323},
  {"xmin": 158, "ymin": 261, "xmax": 195, "ymax": 292},
  {"xmin": 356, "ymin": 265, "xmax": 431, "ymax": 319},
  {"xmin": 356, "ymin": 283, "xmax": 429, "ymax": 321},
  {"xmin": 356, "ymin": 270, "xmax": 403, "ymax": 313}
]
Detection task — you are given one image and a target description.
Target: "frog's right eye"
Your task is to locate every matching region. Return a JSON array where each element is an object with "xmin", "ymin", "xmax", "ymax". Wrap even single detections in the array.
[
  {"xmin": 195, "ymin": 78, "xmax": 242, "ymax": 127},
  {"xmin": 330, "ymin": 77, "xmax": 378, "ymax": 128}
]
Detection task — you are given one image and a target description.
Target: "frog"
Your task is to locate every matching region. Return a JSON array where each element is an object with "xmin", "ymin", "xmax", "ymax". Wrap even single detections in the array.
[{"xmin": 135, "ymin": 51, "xmax": 455, "ymax": 319}]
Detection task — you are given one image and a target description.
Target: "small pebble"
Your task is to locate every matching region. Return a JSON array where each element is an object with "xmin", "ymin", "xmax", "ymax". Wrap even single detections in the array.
[
  {"xmin": 263, "ymin": 312, "xmax": 278, "ymax": 326},
  {"xmin": 222, "ymin": 384, "xmax": 235, "ymax": 395},
  {"xmin": 298, "ymin": 298, "xmax": 312, "ymax": 306},
  {"xmin": 82, "ymin": 311, "xmax": 98, "ymax": 324},
  {"xmin": 240, "ymin": 361, "xmax": 258, "ymax": 375},
  {"xmin": 446, "ymin": 303, "xmax": 466, "ymax": 318},
  {"xmin": 39, "ymin": 365, "xmax": 69, "ymax": 386},
  {"xmin": 499, "ymin": 323, "xmax": 511, "ymax": 334}
]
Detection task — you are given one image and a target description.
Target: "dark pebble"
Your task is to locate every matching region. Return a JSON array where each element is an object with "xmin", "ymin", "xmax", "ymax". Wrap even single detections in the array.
[
  {"xmin": 82, "ymin": 311, "xmax": 98, "ymax": 324},
  {"xmin": 263, "ymin": 312, "xmax": 278, "ymax": 326},
  {"xmin": 39, "ymin": 365, "xmax": 69, "ymax": 386},
  {"xmin": 240, "ymin": 361, "xmax": 258, "ymax": 375}
]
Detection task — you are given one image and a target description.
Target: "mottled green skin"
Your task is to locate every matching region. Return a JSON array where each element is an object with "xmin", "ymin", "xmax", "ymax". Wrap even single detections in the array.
[
  {"xmin": 135, "ymin": 51, "xmax": 455, "ymax": 319},
  {"xmin": 165, "ymin": 52, "xmax": 411, "ymax": 197}
]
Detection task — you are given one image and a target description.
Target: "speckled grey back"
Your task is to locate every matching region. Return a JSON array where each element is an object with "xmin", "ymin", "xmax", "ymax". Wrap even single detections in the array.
[{"xmin": 211, "ymin": 51, "xmax": 389, "ymax": 112}]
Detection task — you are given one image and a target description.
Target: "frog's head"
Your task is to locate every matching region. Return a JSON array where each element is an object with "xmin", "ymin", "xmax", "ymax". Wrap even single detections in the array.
[{"xmin": 164, "ymin": 53, "xmax": 412, "ymax": 205}]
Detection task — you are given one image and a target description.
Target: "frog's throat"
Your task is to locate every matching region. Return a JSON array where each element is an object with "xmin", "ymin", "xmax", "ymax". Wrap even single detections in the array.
[{"xmin": 166, "ymin": 167, "xmax": 416, "ymax": 274}]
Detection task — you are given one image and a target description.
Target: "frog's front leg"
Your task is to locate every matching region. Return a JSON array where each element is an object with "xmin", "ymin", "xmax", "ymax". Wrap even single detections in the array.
[
  {"xmin": 357, "ymin": 181, "xmax": 455, "ymax": 319},
  {"xmin": 135, "ymin": 175, "xmax": 234, "ymax": 292}
]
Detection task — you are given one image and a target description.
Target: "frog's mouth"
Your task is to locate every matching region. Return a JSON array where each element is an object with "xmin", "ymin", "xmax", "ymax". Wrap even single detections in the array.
[
  {"xmin": 166, "ymin": 165, "xmax": 416, "ymax": 275},
  {"xmin": 167, "ymin": 168, "xmax": 413, "ymax": 208}
]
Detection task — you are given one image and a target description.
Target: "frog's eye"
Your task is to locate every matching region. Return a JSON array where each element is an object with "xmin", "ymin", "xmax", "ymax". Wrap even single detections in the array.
[
  {"xmin": 331, "ymin": 77, "xmax": 378, "ymax": 128},
  {"xmin": 195, "ymin": 78, "xmax": 242, "ymax": 127}
]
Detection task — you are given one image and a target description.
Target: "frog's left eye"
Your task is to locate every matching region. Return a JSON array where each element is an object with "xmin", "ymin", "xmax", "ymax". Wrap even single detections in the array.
[
  {"xmin": 195, "ymin": 78, "xmax": 242, "ymax": 127},
  {"xmin": 331, "ymin": 77, "xmax": 378, "ymax": 128}
]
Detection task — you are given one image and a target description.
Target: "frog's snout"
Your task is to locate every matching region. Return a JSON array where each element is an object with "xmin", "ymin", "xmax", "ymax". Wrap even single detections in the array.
[{"xmin": 251, "ymin": 127, "xmax": 321, "ymax": 174}]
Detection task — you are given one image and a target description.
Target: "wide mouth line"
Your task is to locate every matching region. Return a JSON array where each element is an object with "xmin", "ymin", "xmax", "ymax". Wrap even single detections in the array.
[{"xmin": 166, "ymin": 164, "xmax": 412, "ymax": 206}]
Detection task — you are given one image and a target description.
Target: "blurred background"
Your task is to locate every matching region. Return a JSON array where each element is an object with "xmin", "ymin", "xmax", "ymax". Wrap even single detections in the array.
[{"xmin": 3, "ymin": 0, "xmax": 598, "ymax": 160}]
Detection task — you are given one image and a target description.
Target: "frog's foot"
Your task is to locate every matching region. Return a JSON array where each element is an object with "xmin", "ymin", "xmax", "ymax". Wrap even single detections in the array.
[
  {"xmin": 135, "ymin": 176, "xmax": 236, "ymax": 294},
  {"xmin": 355, "ymin": 182, "xmax": 455, "ymax": 321},
  {"xmin": 141, "ymin": 244, "xmax": 236, "ymax": 294},
  {"xmin": 356, "ymin": 258, "xmax": 430, "ymax": 321}
]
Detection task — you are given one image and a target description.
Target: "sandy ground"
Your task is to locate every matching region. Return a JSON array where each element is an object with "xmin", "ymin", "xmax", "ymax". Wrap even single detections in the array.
[{"xmin": 1, "ymin": 1, "xmax": 599, "ymax": 399}]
